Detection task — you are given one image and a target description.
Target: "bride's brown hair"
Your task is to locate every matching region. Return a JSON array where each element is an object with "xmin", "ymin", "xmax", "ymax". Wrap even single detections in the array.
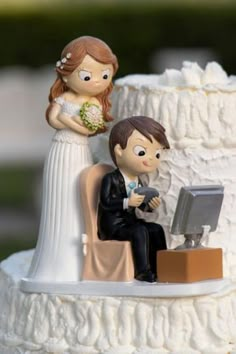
[{"xmin": 46, "ymin": 36, "xmax": 118, "ymax": 123}]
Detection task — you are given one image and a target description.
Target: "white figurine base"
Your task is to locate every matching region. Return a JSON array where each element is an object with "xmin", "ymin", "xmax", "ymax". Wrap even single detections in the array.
[
  {"xmin": 20, "ymin": 249, "xmax": 230, "ymax": 297},
  {"xmin": 21, "ymin": 275, "xmax": 230, "ymax": 298}
]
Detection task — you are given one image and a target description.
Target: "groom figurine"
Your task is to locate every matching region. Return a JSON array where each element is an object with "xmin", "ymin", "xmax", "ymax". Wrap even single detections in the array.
[{"xmin": 97, "ymin": 116, "xmax": 170, "ymax": 282}]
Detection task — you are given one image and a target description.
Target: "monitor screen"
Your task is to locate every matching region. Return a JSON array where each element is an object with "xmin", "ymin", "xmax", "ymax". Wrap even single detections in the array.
[{"xmin": 171, "ymin": 185, "xmax": 224, "ymax": 236}]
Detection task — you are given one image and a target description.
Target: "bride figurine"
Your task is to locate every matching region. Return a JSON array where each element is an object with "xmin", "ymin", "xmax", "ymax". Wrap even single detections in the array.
[{"xmin": 25, "ymin": 36, "xmax": 118, "ymax": 284}]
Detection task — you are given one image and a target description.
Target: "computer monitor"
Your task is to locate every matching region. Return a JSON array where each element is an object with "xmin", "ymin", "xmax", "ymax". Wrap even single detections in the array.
[{"xmin": 171, "ymin": 185, "xmax": 224, "ymax": 248}]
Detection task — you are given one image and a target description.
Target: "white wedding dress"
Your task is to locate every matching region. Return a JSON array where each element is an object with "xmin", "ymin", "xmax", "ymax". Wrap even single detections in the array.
[{"xmin": 27, "ymin": 97, "xmax": 93, "ymax": 282}]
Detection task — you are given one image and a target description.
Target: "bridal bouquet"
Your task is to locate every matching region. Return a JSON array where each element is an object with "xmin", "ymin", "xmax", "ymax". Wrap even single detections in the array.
[{"xmin": 80, "ymin": 102, "xmax": 105, "ymax": 132}]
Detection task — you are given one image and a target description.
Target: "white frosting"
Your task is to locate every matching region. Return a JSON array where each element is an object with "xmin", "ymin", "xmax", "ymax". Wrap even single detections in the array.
[
  {"xmin": 112, "ymin": 62, "xmax": 236, "ymax": 149},
  {"xmin": 1, "ymin": 251, "xmax": 236, "ymax": 354},
  {"xmin": 116, "ymin": 61, "xmax": 236, "ymax": 90}
]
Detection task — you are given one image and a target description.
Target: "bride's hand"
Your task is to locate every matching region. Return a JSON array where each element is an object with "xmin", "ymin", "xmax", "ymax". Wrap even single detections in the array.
[
  {"xmin": 72, "ymin": 115, "xmax": 84, "ymax": 126},
  {"xmin": 72, "ymin": 115, "xmax": 98, "ymax": 135},
  {"xmin": 57, "ymin": 113, "xmax": 94, "ymax": 136},
  {"xmin": 72, "ymin": 115, "xmax": 96, "ymax": 135}
]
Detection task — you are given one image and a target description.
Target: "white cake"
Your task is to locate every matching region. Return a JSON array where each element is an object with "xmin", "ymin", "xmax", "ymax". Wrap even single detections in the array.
[
  {"xmin": 1, "ymin": 61, "xmax": 236, "ymax": 354},
  {"xmin": 111, "ymin": 61, "xmax": 236, "ymax": 280}
]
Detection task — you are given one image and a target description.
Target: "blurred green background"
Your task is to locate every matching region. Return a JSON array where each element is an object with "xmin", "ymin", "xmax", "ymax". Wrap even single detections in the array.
[
  {"xmin": 1, "ymin": 0, "xmax": 236, "ymax": 261},
  {"xmin": 1, "ymin": 1, "xmax": 236, "ymax": 73}
]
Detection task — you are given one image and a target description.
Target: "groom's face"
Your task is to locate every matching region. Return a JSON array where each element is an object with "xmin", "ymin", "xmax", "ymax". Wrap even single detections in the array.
[{"xmin": 115, "ymin": 129, "xmax": 163, "ymax": 176}]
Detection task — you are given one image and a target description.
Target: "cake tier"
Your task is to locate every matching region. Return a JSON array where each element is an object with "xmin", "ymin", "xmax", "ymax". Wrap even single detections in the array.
[
  {"xmin": 112, "ymin": 62, "xmax": 236, "ymax": 149},
  {"xmin": 1, "ymin": 251, "xmax": 236, "ymax": 354}
]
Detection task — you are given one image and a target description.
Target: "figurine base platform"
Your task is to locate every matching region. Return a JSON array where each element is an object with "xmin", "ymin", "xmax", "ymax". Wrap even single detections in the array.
[
  {"xmin": 157, "ymin": 247, "xmax": 223, "ymax": 283},
  {"xmin": 20, "ymin": 250, "xmax": 228, "ymax": 297}
]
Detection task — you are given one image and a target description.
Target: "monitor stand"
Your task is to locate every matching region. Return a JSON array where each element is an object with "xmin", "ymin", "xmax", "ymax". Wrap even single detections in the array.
[
  {"xmin": 175, "ymin": 225, "xmax": 211, "ymax": 250},
  {"xmin": 175, "ymin": 234, "xmax": 203, "ymax": 249}
]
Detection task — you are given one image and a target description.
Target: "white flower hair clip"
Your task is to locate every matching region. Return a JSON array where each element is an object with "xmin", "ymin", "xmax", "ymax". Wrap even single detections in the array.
[{"xmin": 56, "ymin": 52, "xmax": 72, "ymax": 70}]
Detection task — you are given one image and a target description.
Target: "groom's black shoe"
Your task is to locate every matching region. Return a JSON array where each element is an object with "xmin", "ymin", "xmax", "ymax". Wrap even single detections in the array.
[{"xmin": 135, "ymin": 270, "xmax": 156, "ymax": 283}]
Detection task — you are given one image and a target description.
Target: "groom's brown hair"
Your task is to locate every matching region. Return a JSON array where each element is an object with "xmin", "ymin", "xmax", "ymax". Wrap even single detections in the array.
[{"xmin": 109, "ymin": 116, "xmax": 170, "ymax": 166}]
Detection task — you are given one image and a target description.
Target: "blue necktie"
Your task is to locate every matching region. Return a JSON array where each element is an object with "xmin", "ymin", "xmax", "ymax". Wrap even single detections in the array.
[{"xmin": 127, "ymin": 181, "xmax": 136, "ymax": 196}]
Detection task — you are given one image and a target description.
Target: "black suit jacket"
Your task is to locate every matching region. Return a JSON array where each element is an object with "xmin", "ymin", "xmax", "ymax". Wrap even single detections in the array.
[{"xmin": 97, "ymin": 169, "xmax": 143, "ymax": 240}]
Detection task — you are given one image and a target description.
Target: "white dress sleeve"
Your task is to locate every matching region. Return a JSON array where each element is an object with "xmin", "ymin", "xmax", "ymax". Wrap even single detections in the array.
[
  {"xmin": 54, "ymin": 96, "xmax": 64, "ymax": 106},
  {"xmin": 53, "ymin": 97, "xmax": 81, "ymax": 116}
]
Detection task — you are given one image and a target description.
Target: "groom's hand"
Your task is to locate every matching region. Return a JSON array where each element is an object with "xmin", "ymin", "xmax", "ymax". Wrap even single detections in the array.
[
  {"xmin": 148, "ymin": 196, "xmax": 161, "ymax": 210},
  {"xmin": 128, "ymin": 190, "xmax": 145, "ymax": 207}
]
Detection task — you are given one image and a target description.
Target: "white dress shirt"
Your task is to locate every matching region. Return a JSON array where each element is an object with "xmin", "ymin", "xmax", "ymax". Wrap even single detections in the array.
[{"xmin": 119, "ymin": 170, "xmax": 141, "ymax": 209}]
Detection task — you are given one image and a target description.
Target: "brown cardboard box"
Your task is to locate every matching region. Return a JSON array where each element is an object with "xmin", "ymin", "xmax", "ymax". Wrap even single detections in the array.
[{"xmin": 157, "ymin": 248, "xmax": 223, "ymax": 283}]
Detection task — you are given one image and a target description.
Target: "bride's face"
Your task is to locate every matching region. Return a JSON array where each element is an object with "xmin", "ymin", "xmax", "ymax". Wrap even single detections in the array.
[{"xmin": 63, "ymin": 54, "xmax": 113, "ymax": 96}]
